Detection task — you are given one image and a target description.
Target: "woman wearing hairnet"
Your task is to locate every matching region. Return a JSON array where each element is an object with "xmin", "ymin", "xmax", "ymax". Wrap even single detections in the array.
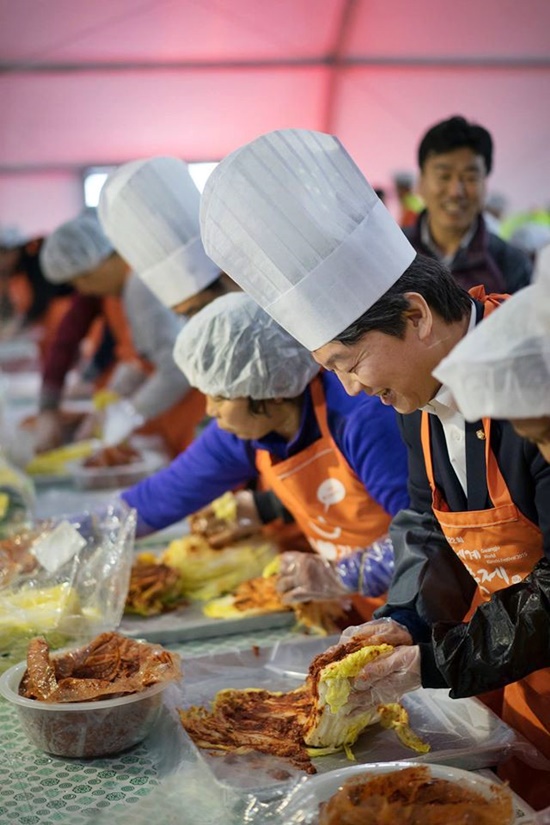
[
  {"xmin": 121, "ymin": 292, "xmax": 410, "ymax": 613},
  {"xmin": 432, "ymin": 263, "xmax": 550, "ymax": 803},
  {"xmin": 39, "ymin": 211, "xmax": 205, "ymax": 456},
  {"xmin": 434, "ymin": 263, "xmax": 550, "ymax": 459}
]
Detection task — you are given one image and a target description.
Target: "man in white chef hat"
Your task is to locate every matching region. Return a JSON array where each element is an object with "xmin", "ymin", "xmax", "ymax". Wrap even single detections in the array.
[
  {"xmin": 199, "ymin": 128, "xmax": 550, "ymax": 809},
  {"xmin": 98, "ymin": 156, "xmax": 239, "ymax": 317}
]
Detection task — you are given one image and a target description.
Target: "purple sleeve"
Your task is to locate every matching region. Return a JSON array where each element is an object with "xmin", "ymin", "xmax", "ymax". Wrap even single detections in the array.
[
  {"xmin": 121, "ymin": 419, "xmax": 259, "ymax": 535},
  {"xmin": 336, "ymin": 536, "xmax": 395, "ymax": 596}
]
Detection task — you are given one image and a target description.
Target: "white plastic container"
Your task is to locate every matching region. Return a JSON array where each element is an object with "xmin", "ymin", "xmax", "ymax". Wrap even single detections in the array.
[
  {"xmin": 70, "ymin": 449, "xmax": 165, "ymax": 490},
  {"xmin": 281, "ymin": 761, "xmax": 515, "ymax": 824},
  {"xmin": 0, "ymin": 660, "xmax": 170, "ymax": 757}
]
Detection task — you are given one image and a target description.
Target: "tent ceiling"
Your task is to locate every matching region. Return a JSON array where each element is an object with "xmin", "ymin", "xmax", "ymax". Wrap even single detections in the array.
[{"xmin": 1, "ymin": 0, "xmax": 549, "ymax": 213}]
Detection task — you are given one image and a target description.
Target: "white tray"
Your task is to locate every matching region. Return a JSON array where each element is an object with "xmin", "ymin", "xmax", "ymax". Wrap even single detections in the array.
[
  {"xmin": 170, "ymin": 637, "xmax": 541, "ymax": 796},
  {"xmin": 279, "ymin": 761, "xmax": 519, "ymax": 824},
  {"xmin": 119, "ymin": 600, "xmax": 296, "ymax": 643}
]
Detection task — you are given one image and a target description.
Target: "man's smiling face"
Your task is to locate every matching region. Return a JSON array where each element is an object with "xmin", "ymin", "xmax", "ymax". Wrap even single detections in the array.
[{"xmin": 313, "ymin": 319, "xmax": 439, "ymax": 414}]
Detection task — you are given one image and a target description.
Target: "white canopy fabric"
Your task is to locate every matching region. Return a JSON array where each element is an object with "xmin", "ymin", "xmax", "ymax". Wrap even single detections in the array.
[{"xmin": 1, "ymin": 0, "xmax": 549, "ymax": 236}]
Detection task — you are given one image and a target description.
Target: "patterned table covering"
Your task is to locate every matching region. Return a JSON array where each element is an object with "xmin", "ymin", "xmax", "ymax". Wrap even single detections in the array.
[{"xmin": 0, "ymin": 627, "xmax": 298, "ymax": 825}]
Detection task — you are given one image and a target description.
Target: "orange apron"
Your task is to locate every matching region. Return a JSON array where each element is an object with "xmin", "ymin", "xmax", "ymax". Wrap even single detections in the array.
[
  {"xmin": 421, "ymin": 289, "xmax": 550, "ymax": 809},
  {"xmin": 102, "ymin": 296, "xmax": 206, "ymax": 456},
  {"xmin": 256, "ymin": 376, "xmax": 391, "ymax": 619}
]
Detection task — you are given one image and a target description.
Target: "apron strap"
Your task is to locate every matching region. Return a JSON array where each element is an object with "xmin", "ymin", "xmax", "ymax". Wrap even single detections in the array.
[
  {"xmin": 420, "ymin": 411, "xmax": 437, "ymax": 491},
  {"xmin": 310, "ymin": 376, "xmax": 331, "ymax": 440}
]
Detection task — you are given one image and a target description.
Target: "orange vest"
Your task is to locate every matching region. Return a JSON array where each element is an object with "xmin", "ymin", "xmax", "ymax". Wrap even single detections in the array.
[{"xmin": 421, "ymin": 287, "xmax": 549, "ymax": 809}]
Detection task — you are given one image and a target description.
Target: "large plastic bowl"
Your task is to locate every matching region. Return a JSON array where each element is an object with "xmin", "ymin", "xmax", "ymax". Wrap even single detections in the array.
[{"xmin": 0, "ymin": 660, "xmax": 170, "ymax": 758}]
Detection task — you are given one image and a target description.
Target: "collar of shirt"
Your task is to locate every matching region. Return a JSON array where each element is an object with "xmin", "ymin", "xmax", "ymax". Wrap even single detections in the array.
[
  {"xmin": 423, "ymin": 302, "xmax": 477, "ymax": 418},
  {"xmin": 420, "ymin": 213, "xmax": 478, "ymax": 267}
]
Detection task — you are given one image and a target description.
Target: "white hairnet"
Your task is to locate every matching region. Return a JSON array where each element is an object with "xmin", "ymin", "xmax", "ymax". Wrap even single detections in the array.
[
  {"xmin": 433, "ymin": 285, "xmax": 550, "ymax": 421},
  {"xmin": 40, "ymin": 213, "xmax": 113, "ymax": 283},
  {"xmin": 173, "ymin": 292, "xmax": 320, "ymax": 399}
]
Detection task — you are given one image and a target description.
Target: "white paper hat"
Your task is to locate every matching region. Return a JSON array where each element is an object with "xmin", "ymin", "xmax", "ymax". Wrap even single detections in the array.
[
  {"xmin": 98, "ymin": 156, "xmax": 221, "ymax": 307},
  {"xmin": 173, "ymin": 292, "xmax": 319, "ymax": 399},
  {"xmin": 200, "ymin": 129, "xmax": 416, "ymax": 350},
  {"xmin": 433, "ymin": 285, "xmax": 550, "ymax": 421},
  {"xmin": 40, "ymin": 213, "xmax": 113, "ymax": 284}
]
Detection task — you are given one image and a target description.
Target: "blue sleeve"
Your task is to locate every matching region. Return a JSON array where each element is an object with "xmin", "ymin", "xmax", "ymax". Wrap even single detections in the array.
[
  {"xmin": 121, "ymin": 419, "xmax": 259, "ymax": 534},
  {"xmin": 336, "ymin": 536, "xmax": 395, "ymax": 597},
  {"xmin": 325, "ymin": 376, "xmax": 410, "ymax": 517}
]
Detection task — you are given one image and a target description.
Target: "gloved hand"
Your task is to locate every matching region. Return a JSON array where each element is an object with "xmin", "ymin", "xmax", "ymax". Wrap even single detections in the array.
[
  {"xmin": 277, "ymin": 551, "xmax": 348, "ymax": 603},
  {"xmin": 339, "ymin": 617, "xmax": 414, "ymax": 647},
  {"xmin": 348, "ymin": 645, "xmax": 422, "ymax": 707},
  {"xmin": 102, "ymin": 399, "xmax": 145, "ymax": 447},
  {"xmin": 190, "ymin": 490, "xmax": 263, "ymax": 548},
  {"xmin": 34, "ymin": 410, "xmax": 65, "ymax": 453},
  {"xmin": 107, "ymin": 361, "xmax": 148, "ymax": 398}
]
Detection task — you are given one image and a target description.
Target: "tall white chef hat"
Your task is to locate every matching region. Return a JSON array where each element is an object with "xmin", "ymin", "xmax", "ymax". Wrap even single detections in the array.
[
  {"xmin": 433, "ymin": 283, "xmax": 550, "ymax": 421},
  {"xmin": 173, "ymin": 292, "xmax": 319, "ymax": 399},
  {"xmin": 200, "ymin": 129, "xmax": 416, "ymax": 350},
  {"xmin": 98, "ymin": 156, "xmax": 220, "ymax": 308},
  {"xmin": 40, "ymin": 212, "xmax": 113, "ymax": 284}
]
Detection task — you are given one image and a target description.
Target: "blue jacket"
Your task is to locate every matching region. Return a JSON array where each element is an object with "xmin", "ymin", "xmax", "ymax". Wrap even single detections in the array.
[{"xmin": 122, "ymin": 371, "xmax": 410, "ymax": 537}]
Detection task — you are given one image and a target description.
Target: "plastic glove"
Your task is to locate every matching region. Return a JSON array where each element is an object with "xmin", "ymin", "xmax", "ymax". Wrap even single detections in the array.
[
  {"xmin": 34, "ymin": 410, "xmax": 65, "ymax": 453},
  {"xmin": 277, "ymin": 551, "xmax": 348, "ymax": 603},
  {"xmin": 190, "ymin": 490, "xmax": 263, "ymax": 548},
  {"xmin": 347, "ymin": 645, "xmax": 422, "ymax": 708},
  {"xmin": 339, "ymin": 616, "xmax": 414, "ymax": 647},
  {"xmin": 107, "ymin": 361, "xmax": 148, "ymax": 398},
  {"xmin": 102, "ymin": 399, "xmax": 145, "ymax": 447}
]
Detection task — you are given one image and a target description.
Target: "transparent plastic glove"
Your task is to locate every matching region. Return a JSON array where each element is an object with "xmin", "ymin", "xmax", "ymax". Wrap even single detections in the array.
[
  {"xmin": 34, "ymin": 410, "xmax": 65, "ymax": 453},
  {"xmin": 107, "ymin": 361, "xmax": 148, "ymax": 398},
  {"xmin": 277, "ymin": 551, "xmax": 348, "ymax": 603},
  {"xmin": 348, "ymin": 645, "xmax": 422, "ymax": 708},
  {"xmin": 190, "ymin": 490, "xmax": 263, "ymax": 548},
  {"xmin": 339, "ymin": 617, "xmax": 414, "ymax": 647},
  {"xmin": 102, "ymin": 399, "xmax": 145, "ymax": 447}
]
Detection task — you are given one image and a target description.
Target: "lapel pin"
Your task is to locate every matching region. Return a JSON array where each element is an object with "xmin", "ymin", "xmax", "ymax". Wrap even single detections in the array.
[{"xmin": 476, "ymin": 429, "xmax": 486, "ymax": 440}]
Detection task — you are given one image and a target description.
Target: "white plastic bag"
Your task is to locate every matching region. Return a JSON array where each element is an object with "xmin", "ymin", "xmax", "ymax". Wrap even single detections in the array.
[{"xmin": 0, "ymin": 499, "xmax": 136, "ymax": 672}]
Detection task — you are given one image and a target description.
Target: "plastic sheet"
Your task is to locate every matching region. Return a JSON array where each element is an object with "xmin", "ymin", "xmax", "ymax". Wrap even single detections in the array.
[
  {"xmin": 72, "ymin": 635, "xmax": 546, "ymax": 824},
  {"xmin": 0, "ymin": 500, "xmax": 136, "ymax": 672}
]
